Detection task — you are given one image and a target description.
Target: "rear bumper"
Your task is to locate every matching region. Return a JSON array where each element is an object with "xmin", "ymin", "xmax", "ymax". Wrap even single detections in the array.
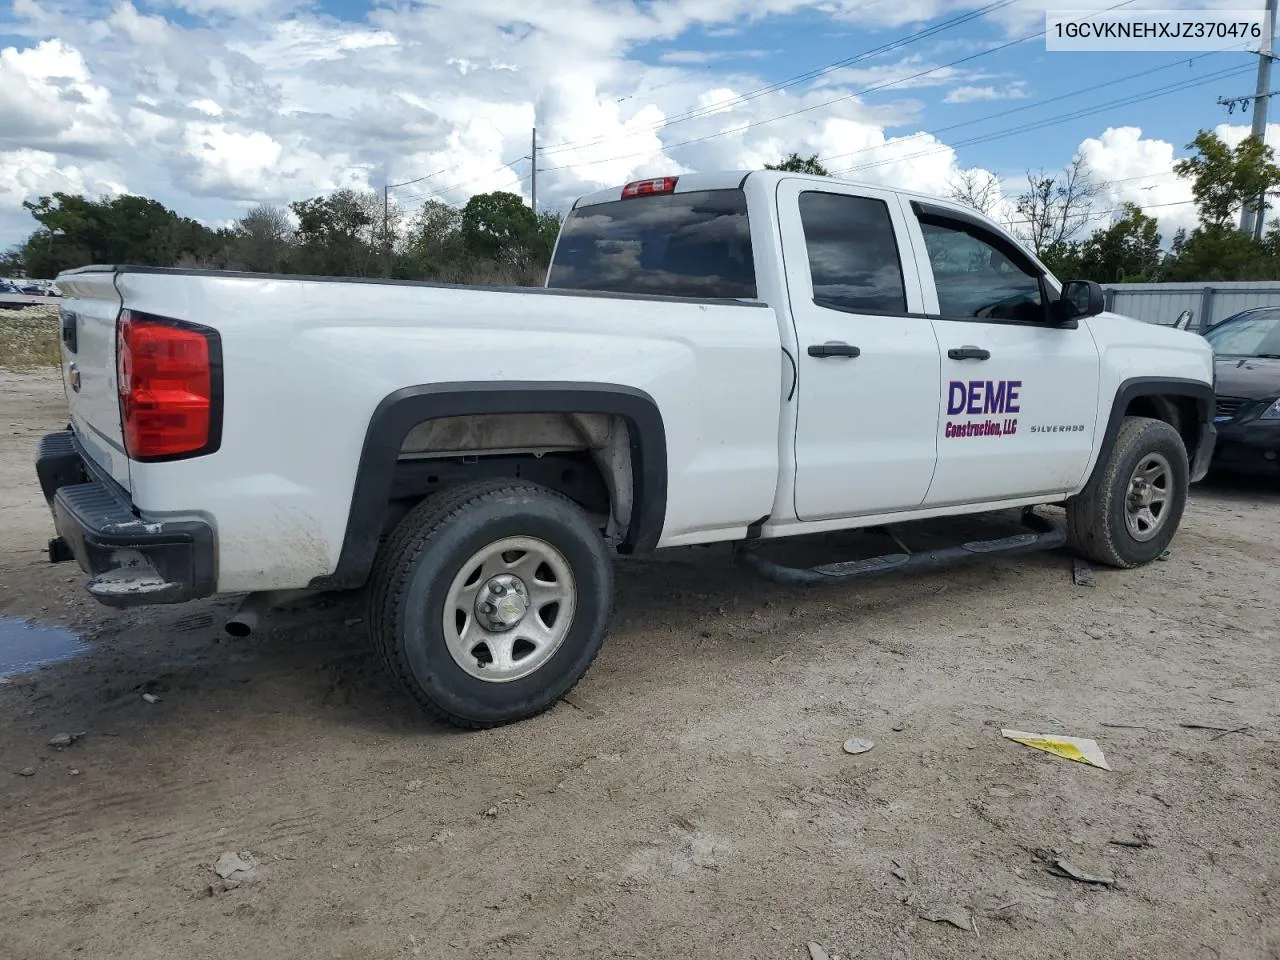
[{"xmin": 36, "ymin": 431, "xmax": 216, "ymax": 608}]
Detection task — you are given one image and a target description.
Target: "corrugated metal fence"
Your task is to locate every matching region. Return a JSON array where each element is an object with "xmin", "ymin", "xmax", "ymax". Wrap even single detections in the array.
[{"xmin": 1102, "ymin": 281, "xmax": 1280, "ymax": 332}]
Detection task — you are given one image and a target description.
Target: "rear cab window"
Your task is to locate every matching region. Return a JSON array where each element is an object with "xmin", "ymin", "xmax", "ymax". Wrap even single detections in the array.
[{"xmin": 547, "ymin": 189, "xmax": 756, "ymax": 300}]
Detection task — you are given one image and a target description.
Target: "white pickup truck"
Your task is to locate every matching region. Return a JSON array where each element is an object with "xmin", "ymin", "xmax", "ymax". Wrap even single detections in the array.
[{"xmin": 37, "ymin": 170, "xmax": 1215, "ymax": 727}]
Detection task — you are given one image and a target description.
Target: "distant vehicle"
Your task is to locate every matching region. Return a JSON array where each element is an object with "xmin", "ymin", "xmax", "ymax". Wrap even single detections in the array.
[{"xmin": 1204, "ymin": 307, "xmax": 1280, "ymax": 477}]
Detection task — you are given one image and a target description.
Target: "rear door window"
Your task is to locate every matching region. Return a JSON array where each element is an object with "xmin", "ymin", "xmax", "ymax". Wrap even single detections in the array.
[
  {"xmin": 547, "ymin": 189, "xmax": 756, "ymax": 299},
  {"xmin": 798, "ymin": 191, "xmax": 906, "ymax": 314}
]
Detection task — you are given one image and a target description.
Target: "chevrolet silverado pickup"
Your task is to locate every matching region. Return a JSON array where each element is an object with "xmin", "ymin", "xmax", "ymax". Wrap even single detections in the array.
[{"xmin": 37, "ymin": 170, "xmax": 1216, "ymax": 727}]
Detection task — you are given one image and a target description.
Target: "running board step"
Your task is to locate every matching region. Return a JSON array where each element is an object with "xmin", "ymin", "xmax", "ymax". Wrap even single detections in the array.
[{"xmin": 735, "ymin": 511, "xmax": 1066, "ymax": 587}]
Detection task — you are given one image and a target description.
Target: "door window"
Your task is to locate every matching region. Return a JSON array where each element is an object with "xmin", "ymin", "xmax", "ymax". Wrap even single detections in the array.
[
  {"xmin": 798, "ymin": 192, "xmax": 906, "ymax": 314},
  {"xmin": 919, "ymin": 220, "xmax": 1045, "ymax": 324}
]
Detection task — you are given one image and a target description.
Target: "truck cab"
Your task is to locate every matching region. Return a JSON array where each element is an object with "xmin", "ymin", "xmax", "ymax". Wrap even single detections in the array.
[{"xmin": 550, "ymin": 171, "xmax": 1214, "ymax": 531}]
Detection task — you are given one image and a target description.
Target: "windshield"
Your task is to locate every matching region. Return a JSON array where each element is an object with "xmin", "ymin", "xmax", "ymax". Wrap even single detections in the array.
[
  {"xmin": 547, "ymin": 189, "xmax": 756, "ymax": 299},
  {"xmin": 1204, "ymin": 310, "xmax": 1280, "ymax": 357}
]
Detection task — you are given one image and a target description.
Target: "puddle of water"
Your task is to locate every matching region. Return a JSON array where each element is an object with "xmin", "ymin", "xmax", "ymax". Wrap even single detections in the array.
[{"xmin": 0, "ymin": 616, "xmax": 90, "ymax": 679}]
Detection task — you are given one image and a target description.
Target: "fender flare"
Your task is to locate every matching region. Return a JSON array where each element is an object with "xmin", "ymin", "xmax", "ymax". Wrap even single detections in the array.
[
  {"xmin": 1084, "ymin": 376, "xmax": 1216, "ymax": 491},
  {"xmin": 309, "ymin": 381, "xmax": 668, "ymax": 591}
]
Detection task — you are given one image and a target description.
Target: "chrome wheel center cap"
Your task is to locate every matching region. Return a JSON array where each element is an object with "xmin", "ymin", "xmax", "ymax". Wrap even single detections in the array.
[{"xmin": 475, "ymin": 575, "xmax": 529, "ymax": 631}]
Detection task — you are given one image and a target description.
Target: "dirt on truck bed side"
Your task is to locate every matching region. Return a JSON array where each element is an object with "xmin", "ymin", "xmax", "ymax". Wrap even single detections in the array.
[{"xmin": 1, "ymin": 370, "xmax": 1278, "ymax": 960}]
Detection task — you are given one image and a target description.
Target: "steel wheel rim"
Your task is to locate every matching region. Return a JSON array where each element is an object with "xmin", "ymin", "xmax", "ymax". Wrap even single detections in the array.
[
  {"xmin": 1124, "ymin": 452, "xmax": 1173, "ymax": 542},
  {"xmin": 442, "ymin": 536, "xmax": 577, "ymax": 683}
]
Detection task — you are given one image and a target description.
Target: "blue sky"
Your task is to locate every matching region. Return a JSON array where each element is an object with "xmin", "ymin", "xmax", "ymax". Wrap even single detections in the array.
[{"xmin": 0, "ymin": 0, "xmax": 1270, "ymax": 247}]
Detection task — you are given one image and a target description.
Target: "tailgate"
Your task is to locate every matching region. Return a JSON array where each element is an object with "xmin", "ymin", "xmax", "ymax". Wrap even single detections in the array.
[{"xmin": 54, "ymin": 267, "xmax": 130, "ymax": 490}]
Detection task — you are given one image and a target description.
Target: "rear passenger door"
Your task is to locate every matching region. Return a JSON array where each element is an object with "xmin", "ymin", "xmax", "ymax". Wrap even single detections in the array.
[
  {"xmin": 778, "ymin": 179, "xmax": 942, "ymax": 521},
  {"xmin": 903, "ymin": 202, "xmax": 1101, "ymax": 505}
]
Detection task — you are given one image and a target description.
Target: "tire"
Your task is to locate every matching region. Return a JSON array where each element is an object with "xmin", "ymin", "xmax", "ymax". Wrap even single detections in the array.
[
  {"xmin": 1066, "ymin": 416, "xmax": 1189, "ymax": 568},
  {"xmin": 367, "ymin": 479, "xmax": 614, "ymax": 729}
]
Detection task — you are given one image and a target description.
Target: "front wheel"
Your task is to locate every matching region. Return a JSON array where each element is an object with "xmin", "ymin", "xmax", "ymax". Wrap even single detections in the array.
[
  {"xmin": 1066, "ymin": 416, "xmax": 1189, "ymax": 568},
  {"xmin": 368, "ymin": 479, "xmax": 614, "ymax": 728}
]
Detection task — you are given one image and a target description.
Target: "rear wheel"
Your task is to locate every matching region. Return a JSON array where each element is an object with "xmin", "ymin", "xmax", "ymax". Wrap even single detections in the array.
[
  {"xmin": 368, "ymin": 479, "xmax": 613, "ymax": 728},
  {"xmin": 1066, "ymin": 416, "xmax": 1188, "ymax": 568}
]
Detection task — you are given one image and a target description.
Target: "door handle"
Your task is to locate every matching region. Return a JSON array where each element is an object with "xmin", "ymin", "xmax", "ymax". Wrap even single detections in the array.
[
  {"xmin": 808, "ymin": 342, "xmax": 861, "ymax": 358},
  {"xmin": 948, "ymin": 346, "xmax": 991, "ymax": 361}
]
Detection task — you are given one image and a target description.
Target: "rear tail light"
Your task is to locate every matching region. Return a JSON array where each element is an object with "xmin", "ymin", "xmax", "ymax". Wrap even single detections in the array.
[
  {"xmin": 621, "ymin": 176, "xmax": 678, "ymax": 198},
  {"xmin": 117, "ymin": 310, "xmax": 222, "ymax": 461}
]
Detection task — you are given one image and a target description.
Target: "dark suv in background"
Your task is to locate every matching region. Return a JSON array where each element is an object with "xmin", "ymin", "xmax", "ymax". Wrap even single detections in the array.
[{"xmin": 1205, "ymin": 307, "xmax": 1280, "ymax": 477}]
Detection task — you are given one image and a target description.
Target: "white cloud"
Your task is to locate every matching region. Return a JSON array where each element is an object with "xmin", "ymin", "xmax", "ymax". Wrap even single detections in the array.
[
  {"xmin": 167, "ymin": 0, "xmax": 298, "ymax": 16},
  {"xmin": 107, "ymin": 1, "xmax": 171, "ymax": 46},
  {"xmin": 1213, "ymin": 120, "xmax": 1280, "ymax": 153},
  {"xmin": 0, "ymin": 39, "xmax": 119, "ymax": 156},
  {"xmin": 943, "ymin": 82, "xmax": 1028, "ymax": 104},
  {"xmin": 190, "ymin": 98, "xmax": 224, "ymax": 117},
  {"xmin": 176, "ymin": 121, "xmax": 373, "ymax": 200},
  {"xmin": 1077, "ymin": 126, "xmax": 1197, "ymax": 236},
  {"xmin": 659, "ymin": 48, "xmax": 768, "ymax": 64}
]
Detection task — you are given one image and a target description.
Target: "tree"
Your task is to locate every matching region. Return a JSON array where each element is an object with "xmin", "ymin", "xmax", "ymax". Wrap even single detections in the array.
[
  {"xmin": 0, "ymin": 245, "xmax": 26, "ymax": 276},
  {"xmin": 233, "ymin": 203, "xmax": 292, "ymax": 273},
  {"xmin": 398, "ymin": 199, "xmax": 465, "ymax": 279},
  {"xmin": 1013, "ymin": 156, "xmax": 1104, "ymax": 256},
  {"xmin": 460, "ymin": 191, "xmax": 538, "ymax": 262},
  {"xmin": 1173, "ymin": 130, "xmax": 1280, "ymax": 229},
  {"xmin": 946, "ymin": 169, "xmax": 1001, "ymax": 217},
  {"xmin": 18, "ymin": 192, "xmax": 225, "ymax": 277},
  {"xmin": 529, "ymin": 210, "xmax": 564, "ymax": 264},
  {"xmin": 1037, "ymin": 240, "xmax": 1082, "ymax": 281},
  {"xmin": 1075, "ymin": 203, "xmax": 1163, "ymax": 282},
  {"xmin": 1158, "ymin": 224, "xmax": 1280, "ymax": 281},
  {"xmin": 289, "ymin": 189, "xmax": 383, "ymax": 276},
  {"xmin": 765, "ymin": 153, "xmax": 829, "ymax": 176}
]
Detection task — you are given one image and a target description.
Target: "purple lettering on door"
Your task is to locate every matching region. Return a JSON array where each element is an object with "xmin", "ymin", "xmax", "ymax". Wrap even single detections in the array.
[
  {"xmin": 1006, "ymin": 380, "xmax": 1022, "ymax": 413},
  {"xmin": 966, "ymin": 381, "xmax": 983, "ymax": 415}
]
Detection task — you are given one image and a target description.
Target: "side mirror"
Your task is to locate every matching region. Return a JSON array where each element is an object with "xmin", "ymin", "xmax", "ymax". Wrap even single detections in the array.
[
  {"xmin": 1058, "ymin": 279, "xmax": 1105, "ymax": 323},
  {"xmin": 1174, "ymin": 309, "xmax": 1194, "ymax": 331}
]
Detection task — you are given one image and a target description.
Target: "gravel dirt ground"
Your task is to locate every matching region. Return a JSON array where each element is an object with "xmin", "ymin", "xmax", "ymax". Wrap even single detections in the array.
[{"xmin": 1, "ymin": 370, "xmax": 1278, "ymax": 960}]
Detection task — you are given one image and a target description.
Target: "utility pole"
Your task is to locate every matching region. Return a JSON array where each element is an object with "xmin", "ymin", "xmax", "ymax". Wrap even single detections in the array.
[
  {"xmin": 531, "ymin": 127, "xmax": 538, "ymax": 217},
  {"xmin": 383, "ymin": 184, "xmax": 392, "ymax": 278},
  {"xmin": 1241, "ymin": 0, "xmax": 1278, "ymax": 235}
]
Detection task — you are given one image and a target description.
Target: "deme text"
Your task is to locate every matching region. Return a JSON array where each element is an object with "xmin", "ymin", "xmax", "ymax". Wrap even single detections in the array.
[{"xmin": 947, "ymin": 379, "xmax": 1021, "ymax": 417}]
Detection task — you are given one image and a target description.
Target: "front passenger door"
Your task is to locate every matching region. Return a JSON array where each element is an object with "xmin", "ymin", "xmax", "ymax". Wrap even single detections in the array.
[{"xmin": 906, "ymin": 205, "xmax": 1101, "ymax": 506}]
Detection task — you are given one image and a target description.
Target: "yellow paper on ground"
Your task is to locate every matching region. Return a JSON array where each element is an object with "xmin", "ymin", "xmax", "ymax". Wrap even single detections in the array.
[{"xmin": 1001, "ymin": 729, "xmax": 1111, "ymax": 770}]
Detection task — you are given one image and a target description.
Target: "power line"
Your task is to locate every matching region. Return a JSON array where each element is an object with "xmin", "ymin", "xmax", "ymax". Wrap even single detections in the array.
[
  {"xmin": 1003, "ymin": 198, "xmax": 1195, "ymax": 227},
  {"xmin": 614, "ymin": 4, "xmax": 865, "ymax": 104},
  {"xmin": 827, "ymin": 64, "xmax": 1254, "ymax": 178},
  {"xmin": 539, "ymin": 28, "xmax": 1041, "ymax": 175},
  {"xmin": 615, "ymin": 0, "xmax": 893, "ymax": 105},
  {"xmin": 399, "ymin": 156, "xmax": 532, "ymax": 204},
  {"xmin": 814, "ymin": 48, "xmax": 1244, "ymax": 169},
  {"xmin": 538, "ymin": 0, "xmax": 1021, "ymax": 157},
  {"xmin": 387, "ymin": 167, "xmax": 448, "ymax": 190},
  {"xmin": 399, "ymin": 170, "xmax": 534, "ymax": 209}
]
